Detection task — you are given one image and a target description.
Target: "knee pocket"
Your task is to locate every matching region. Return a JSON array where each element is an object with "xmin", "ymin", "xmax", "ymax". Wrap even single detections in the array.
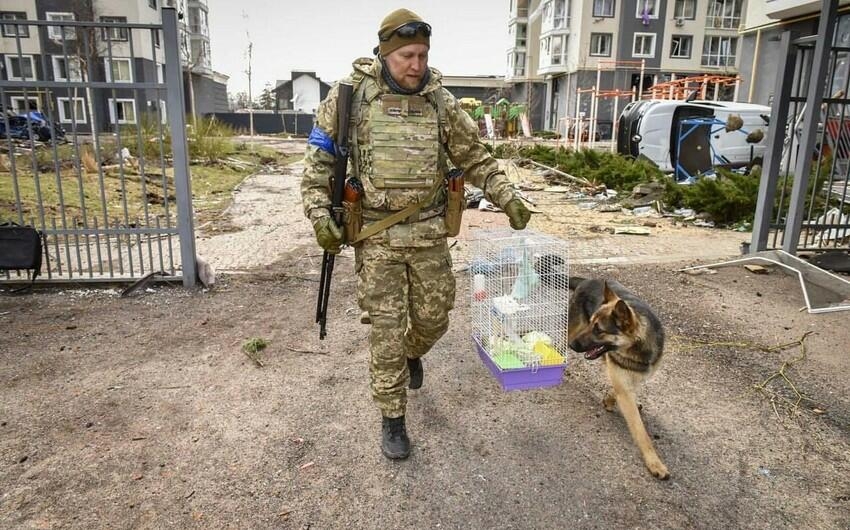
[{"xmin": 369, "ymin": 313, "xmax": 403, "ymax": 328}]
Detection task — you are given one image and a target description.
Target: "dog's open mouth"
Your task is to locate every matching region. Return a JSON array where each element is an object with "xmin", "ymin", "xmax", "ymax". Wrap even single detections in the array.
[{"xmin": 584, "ymin": 345, "xmax": 608, "ymax": 360}]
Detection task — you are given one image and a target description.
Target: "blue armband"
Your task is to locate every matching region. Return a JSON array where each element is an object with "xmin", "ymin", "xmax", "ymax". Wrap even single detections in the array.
[{"xmin": 308, "ymin": 126, "xmax": 336, "ymax": 156}]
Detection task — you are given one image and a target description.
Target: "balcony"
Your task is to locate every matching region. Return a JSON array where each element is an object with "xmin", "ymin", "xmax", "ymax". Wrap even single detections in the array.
[
  {"xmin": 763, "ymin": 0, "xmax": 840, "ymax": 19},
  {"xmin": 705, "ymin": 15, "xmax": 740, "ymax": 30}
]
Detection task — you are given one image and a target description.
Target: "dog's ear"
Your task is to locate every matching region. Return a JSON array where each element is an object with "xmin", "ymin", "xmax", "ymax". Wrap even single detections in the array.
[
  {"xmin": 603, "ymin": 281, "xmax": 618, "ymax": 303},
  {"xmin": 613, "ymin": 299, "xmax": 634, "ymax": 329}
]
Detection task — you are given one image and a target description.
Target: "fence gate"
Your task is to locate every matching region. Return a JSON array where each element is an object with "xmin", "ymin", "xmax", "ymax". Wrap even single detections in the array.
[
  {"xmin": 1, "ymin": 7, "xmax": 196, "ymax": 286},
  {"xmin": 752, "ymin": 2, "xmax": 850, "ymax": 255}
]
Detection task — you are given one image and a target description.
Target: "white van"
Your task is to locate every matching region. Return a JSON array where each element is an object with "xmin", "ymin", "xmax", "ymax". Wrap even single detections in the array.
[{"xmin": 616, "ymin": 99, "xmax": 771, "ymax": 181}]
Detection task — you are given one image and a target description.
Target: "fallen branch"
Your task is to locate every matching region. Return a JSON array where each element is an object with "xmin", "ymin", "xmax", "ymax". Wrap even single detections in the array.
[
  {"xmin": 518, "ymin": 158, "xmax": 592, "ymax": 186},
  {"xmin": 282, "ymin": 345, "xmax": 328, "ymax": 355},
  {"xmin": 243, "ymin": 349, "xmax": 265, "ymax": 367},
  {"xmin": 753, "ymin": 331, "xmax": 815, "ymax": 412}
]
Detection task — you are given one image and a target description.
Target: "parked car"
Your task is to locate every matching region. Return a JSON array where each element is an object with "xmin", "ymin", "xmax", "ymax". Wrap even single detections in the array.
[
  {"xmin": 616, "ymin": 99, "xmax": 770, "ymax": 181},
  {"xmin": 0, "ymin": 112, "xmax": 66, "ymax": 142}
]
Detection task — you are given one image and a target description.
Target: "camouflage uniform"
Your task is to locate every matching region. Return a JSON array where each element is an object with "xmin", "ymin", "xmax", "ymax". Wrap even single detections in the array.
[{"xmin": 301, "ymin": 57, "xmax": 517, "ymax": 418}]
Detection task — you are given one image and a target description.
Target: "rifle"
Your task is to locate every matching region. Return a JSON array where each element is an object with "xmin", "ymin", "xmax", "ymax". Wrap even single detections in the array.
[{"xmin": 316, "ymin": 81, "xmax": 354, "ymax": 340}]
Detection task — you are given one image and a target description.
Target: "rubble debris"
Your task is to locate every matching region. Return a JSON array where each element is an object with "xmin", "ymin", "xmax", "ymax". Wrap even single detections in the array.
[
  {"xmin": 744, "ymin": 264, "xmax": 769, "ymax": 274},
  {"xmin": 614, "ymin": 226, "xmax": 651, "ymax": 235},
  {"xmin": 519, "ymin": 158, "xmax": 592, "ymax": 186}
]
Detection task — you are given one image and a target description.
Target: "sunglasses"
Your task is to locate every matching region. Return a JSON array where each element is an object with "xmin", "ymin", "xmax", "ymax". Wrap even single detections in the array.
[{"xmin": 379, "ymin": 21, "xmax": 432, "ymax": 42}]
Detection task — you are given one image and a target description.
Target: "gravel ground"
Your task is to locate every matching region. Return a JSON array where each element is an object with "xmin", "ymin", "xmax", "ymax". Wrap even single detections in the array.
[{"xmin": 1, "ymin": 138, "xmax": 848, "ymax": 529}]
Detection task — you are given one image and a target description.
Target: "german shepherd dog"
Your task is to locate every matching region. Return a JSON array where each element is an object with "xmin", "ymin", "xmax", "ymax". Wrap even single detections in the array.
[{"xmin": 567, "ymin": 277, "xmax": 670, "ymax": 480}]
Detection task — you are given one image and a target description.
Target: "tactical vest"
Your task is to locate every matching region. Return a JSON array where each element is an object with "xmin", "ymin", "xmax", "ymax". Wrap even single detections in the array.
[{"xmin": 350, "ymin": 75, "xmax": 448, "ymax": 213}]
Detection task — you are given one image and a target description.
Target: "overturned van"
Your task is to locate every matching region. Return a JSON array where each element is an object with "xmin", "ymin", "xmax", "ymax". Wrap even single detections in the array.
[{"xmin": 616, "ymin": 99, "xmax": 771, "ymax": 182}]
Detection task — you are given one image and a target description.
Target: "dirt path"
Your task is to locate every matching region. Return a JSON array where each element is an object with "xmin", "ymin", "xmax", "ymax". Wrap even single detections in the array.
[{"xmin": 2, "ymin": 138, "xmax": 848, "ymax": 529}]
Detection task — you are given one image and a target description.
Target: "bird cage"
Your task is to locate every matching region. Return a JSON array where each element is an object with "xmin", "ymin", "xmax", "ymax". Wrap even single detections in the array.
[{"xmin": 469, "ymin": 229, "xmax": 571, "ymax": 391}]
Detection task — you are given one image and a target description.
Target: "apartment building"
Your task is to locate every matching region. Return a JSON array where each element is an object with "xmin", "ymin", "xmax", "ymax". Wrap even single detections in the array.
[
  {"xmin": 0, "ymin": 0, "xmax": 227, "ymax": 133},
  {"xmin": 738, "ymin": 0, "xmax": 850, "ymax": 106},
  {"xmin": 506, "ymin": 0, "xmax": 746, "ymax": 137}
]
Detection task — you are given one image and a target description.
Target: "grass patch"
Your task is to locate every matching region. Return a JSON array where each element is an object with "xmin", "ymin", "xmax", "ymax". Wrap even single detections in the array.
[{"xmin": 0, "ymin": 145, "xmax": 299, "ymax": 226}]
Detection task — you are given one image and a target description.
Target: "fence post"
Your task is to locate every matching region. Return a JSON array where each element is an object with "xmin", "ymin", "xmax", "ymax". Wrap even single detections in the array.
[
  {"xmin": 162, "ymin": 7, "xmax": 197, "ymax": 287},
  {"xmin": 751, "ymin": 31, "xmax": 796, "ymax": 253},
  {"xmin": 783, "ymin": 2, "xmax": 837, "ymax": 255}
]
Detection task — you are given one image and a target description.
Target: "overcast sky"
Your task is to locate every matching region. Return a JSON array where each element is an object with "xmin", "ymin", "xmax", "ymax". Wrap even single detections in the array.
[{"xmin": 208, "ymin": 0, "xmax": 510, "ymax": 96}]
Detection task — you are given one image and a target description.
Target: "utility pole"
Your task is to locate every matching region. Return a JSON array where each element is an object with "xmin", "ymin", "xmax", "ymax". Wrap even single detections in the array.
[{"xmin": 247, "ymin": 38, "xmax": 254, "ymax": 140}]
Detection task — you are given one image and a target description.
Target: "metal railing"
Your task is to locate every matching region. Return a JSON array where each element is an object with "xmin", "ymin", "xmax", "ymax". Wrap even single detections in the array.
[
  {"xmin": 0, "ymin": 8, "xmax": 197, "ymax": 286},
  {"xmin": 752, "ymin": 4, "xmax": 850, "ymax": 254}
]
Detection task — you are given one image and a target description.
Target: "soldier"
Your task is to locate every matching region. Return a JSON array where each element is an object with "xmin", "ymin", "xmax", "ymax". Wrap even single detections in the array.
[{"xmin": 300, "ymin": 8, "xmax": 530, "ymax": 460}]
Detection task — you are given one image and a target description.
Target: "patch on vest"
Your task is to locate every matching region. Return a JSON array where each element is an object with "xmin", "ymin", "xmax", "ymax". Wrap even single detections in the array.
[{"xmin": 381, "ymin": 95, "xmax": 426, "ymax": 118}]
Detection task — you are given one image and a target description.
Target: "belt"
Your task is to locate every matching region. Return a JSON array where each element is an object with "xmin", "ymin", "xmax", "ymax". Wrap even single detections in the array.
[{"xmin": 363, "ymin": 204, "xmax": 446, "ymax": 225}]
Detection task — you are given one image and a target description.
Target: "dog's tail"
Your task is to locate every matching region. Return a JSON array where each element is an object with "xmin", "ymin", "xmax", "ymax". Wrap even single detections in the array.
[{"xmin": 568, "ymin": 276, "xmax": 587, "ymax": 290}]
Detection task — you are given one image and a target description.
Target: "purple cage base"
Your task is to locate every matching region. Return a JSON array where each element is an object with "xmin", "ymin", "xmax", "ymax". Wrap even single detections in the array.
[{"xmin": 473, "ymin": 335, "xmax": 566, "ymax": 391}]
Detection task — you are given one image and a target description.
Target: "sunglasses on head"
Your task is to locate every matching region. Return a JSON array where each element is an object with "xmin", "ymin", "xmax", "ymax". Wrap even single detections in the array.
[{"xmin": 379, "ymin": 21, "xmax": 432, "ymax": 42}]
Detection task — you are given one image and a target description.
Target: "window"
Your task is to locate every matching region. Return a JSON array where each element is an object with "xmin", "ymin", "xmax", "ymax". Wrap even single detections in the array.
[
  {"xmin": 5, "ymin": 55, "xmax": 34, "ymax": 80},
  {"xmin": 153, "ymin": 29, "xmax": 160, "ymax": 48},
  {"xmin": 1, "ymin": 11, "xmax": 29, "ymax": 38},
  {"xmin": 57, "ymin": 97, "xmax": 87, "ymax": 124},
  {"xmin": 551, "ymin": 34, "xmax": 565, "ymax": 65},
  {"xmin": 707, "ymin": 0, "xmax": 741, "ymax": 29},
  {"xmin": 149, "ymin": 0, "xmax": 157, "ymax": 8},
  {"xmin": 590, "ymin": 33, "xmax": 612, "ymax": 57},
  {"xmin": 593, "ymin": 0, "xmax": 614, "ymax": 17},
  {"xmin": 553, "ymin": 0, "xmax": 567, "ymax": 28},
  {"xmin": 636, "ymin": 0, "xmax": 658, "ymax": 19},
  {"xmin": 52, "ymin": 56, "xmax": 82, "ymax": 81},
  {"xmin": 670, "ymin": 35, "xmax": 692, "ymax": 58},
  {"xmin": 633, "ymin": 33, "xmax": 656, "ymax": 58},
  {"xmin": 513, "ymin": 52, "xmax": 526, "ymax": 76},
  {"xmin": 109, "ymin": 98, "xmax": 137, "ymax": 124},
  {"xmin": 674, "ymin": 0, "xmax": 696, "ymax": 19},
  {"xmin": 46, "ymin": 12, "xmax": 75, "ymax": 41},
  {"xmin": 100, "ymin": 16, "xmax": 128, "ymax": 41},
  {"xmin": 10, "ymin": 96, "xmax": 39, "ymax": 114},
  {"xmin": 104, "ymin": 58, "xmax": 133, "ymax": 82},
  {"xmin": 702, "ymin": 36, "xmax": 737, "ymax": 66}
]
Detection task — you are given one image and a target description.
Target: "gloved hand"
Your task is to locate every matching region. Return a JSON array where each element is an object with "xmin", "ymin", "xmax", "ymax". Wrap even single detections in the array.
[
  {"xmin": 312, "ymin": 215, "xmax": 343, "ymax": 254},
  {"xmin": 504, "ymin": 198, "xmax": 531, "ymax": 230}
]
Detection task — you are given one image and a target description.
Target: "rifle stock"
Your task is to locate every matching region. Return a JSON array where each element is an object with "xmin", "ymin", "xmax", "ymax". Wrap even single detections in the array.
[{"xmin": 316, "ymin": 81, "xmax": 354, "ymax": 340}]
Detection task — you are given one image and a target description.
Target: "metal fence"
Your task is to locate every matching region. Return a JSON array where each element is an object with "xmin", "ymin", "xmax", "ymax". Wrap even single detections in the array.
[
  {"xmin": 1, "ymin": 7, "xmax": 196, "ymax": 286},
  {"xmin": 752, "ymin": 3, "xmax": 850, "ymax": 255}
]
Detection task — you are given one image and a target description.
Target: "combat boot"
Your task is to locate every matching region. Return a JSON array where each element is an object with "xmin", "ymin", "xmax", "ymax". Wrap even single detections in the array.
[
  {"xmin": 408, "ymin": 358, "xmax": 423, "ymax": 389},
  {"xmin": 381, "ymin": 416, "xmax": 410, "ymax": 460}
]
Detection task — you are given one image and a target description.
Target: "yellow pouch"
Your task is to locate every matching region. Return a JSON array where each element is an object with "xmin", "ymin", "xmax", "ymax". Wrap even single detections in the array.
[
  {"xmin": 445, "ymin": 187, "xmax": 465, "ymax": 237},
  {"xmin": 342, "ymin": 200, "xmax": 362, "ymax": 246}
]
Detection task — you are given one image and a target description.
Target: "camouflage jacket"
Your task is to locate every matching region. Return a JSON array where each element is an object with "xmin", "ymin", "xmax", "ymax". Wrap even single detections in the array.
[{"xmin": 301, "ymin": 57, "xmax": 516, "ymax": 247}]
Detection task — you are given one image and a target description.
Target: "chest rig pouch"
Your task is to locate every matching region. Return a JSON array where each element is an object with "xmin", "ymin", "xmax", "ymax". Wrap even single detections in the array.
[{"xmin": 351, "ymin": 79, "xmax": 447, "ymax": 212}]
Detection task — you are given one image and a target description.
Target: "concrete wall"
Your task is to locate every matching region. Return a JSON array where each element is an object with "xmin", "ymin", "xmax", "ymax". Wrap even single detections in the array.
[{"xmin": 737, "ymin": 18, "xmax": 819, "ymax": 105}]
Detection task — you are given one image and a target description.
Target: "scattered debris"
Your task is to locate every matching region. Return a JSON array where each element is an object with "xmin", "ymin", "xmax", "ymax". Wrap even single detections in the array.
[
  {"xmin": 519, "ymin": 158, "xmax": 592, "ymax": 186},
  {"xmin": 298, "ymin": 461, "xmax": 315, "ymax": 471},
  {"xmin": 744, "ymin": 264, "xmax": 769, "ymax": 274},
  {"xmin": 598, "ymin": 204, "xmax": 622, "ymax": 213},
  {"xmin": 242, "ymin": 338, "xmax": 268, "ymax": 367},
  {"xmin": 477, "ymin": 199, "xmax": 501, "ymax": 212},
  {"xmin": 613, "ymin": 226, "xmax": 651, "ymax": 236}
]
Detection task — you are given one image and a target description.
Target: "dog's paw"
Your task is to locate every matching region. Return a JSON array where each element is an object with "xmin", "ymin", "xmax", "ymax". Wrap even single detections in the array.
[
  {"xmin": 603, "ymin": 392, "xmax": 617, "ymax": 412},
  {"xmin": 647, "ymin": 459, "xmax": 670, "ymax": 480}
]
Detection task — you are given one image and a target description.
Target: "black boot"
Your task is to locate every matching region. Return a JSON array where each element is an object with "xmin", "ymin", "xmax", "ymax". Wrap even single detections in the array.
[
  {"xmin": 381, "ymin": 416, "xmax": 410, "ymax": 460},
  {"xmin": 408, "ymin": 358, "xmax": 423, "ymax": 389}
]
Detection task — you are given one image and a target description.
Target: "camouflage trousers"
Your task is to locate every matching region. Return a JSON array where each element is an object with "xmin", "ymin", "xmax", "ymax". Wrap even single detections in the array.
[{"xmin": 356, "ymin": 239, "xmax": 456, "ymax": 418}]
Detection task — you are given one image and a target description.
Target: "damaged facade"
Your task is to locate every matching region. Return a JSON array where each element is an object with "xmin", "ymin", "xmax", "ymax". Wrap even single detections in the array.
[{"xmin": 506, "ymin": 0, "xmax": 746, "ymax": 138}]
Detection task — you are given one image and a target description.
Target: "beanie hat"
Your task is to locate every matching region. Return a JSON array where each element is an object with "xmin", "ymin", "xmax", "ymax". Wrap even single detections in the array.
[{"xmin": 377, "ymin": 8, "xmax": 430, "ymax": 57}]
